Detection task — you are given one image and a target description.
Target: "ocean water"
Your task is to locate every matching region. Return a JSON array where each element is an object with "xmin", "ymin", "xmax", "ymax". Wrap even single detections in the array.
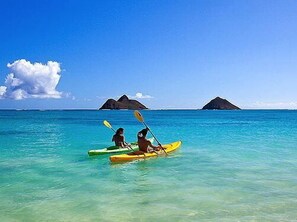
[{"xmin": 0, "ymin": 110, "xmax": 297, "ymax": 221}]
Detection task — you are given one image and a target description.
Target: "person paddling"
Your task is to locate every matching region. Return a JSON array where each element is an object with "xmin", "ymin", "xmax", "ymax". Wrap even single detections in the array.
[
  {"xmin": 137, "ymin": 128, "xmax": 161, "ymax": 153},
  {"xmin": 112, "ymin": 128, "xmax": 128, "ymax": 148}
]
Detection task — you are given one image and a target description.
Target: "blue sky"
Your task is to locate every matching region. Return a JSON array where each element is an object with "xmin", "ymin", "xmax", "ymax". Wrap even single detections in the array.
[{"xmin": 0, "ymin": 0, "xmax": 297, "ymax": 109}]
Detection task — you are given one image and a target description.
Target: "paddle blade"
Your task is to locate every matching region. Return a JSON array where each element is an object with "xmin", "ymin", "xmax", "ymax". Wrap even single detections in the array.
[
  {"xmin": 103, "ymin": 120, "xmax": 112, "ymax": 129},
  {"xmin": 134, "ymin": 110, "xmax": 144, "ymax": 122}
]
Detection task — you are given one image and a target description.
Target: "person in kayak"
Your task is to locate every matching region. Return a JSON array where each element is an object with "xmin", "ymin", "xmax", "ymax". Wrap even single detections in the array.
[
  {"xmin": 112, "ymin": 128, "xmax": 128, "ymax": 148},
  {"xmin": 137, "ymin": 128, "xmax": 161, "ymax": 153}
]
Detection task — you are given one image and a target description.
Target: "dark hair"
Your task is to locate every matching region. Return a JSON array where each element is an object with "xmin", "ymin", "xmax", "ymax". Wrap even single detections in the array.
[
  {"xmin": 137, "ymin": 128, "xmax": 148, "ymax": 139},
  {"xmin": 116, "ymin": 128, "xmax": 124, "ymax": 135}
]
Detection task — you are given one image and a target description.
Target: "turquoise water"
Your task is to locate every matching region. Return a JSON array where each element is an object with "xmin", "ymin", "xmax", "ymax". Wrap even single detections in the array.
[{"xmin": 1, "ymin": 110, "xmax": 297, "ymax": 221}]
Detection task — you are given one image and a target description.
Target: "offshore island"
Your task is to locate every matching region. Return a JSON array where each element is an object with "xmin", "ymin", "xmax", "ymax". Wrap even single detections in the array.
[
  {"xmin": 99, "ymin": 95, "xmax": 240, "ymax": 110},
  {"xmin": 99, "ymin": 95, "xmax": 148, "ymax": 110},
  {"xmin": 202, "ymin": 97, "xmax": 240, "ymax": 110}
]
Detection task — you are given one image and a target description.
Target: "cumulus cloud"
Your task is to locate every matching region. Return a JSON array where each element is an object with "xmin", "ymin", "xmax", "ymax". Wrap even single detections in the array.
[
  {"xmin": 0, "ymin": 59, "xmax": 63, "ymax": 100},
  {"xmin": 130, "ymin": 92, "xmax": 153, "ymax": 99},
  {"xmin": 0, "ymin": 86, "xmax": 6, "ymax": 98},
  {"xmin": 250, "ymin": 101, "xmax": 297, "ymax": 109}
]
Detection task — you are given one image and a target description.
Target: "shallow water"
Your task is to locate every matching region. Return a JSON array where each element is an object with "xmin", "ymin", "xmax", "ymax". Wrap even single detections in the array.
[{"xmin": 1, "ymin": 110, "xmax": 297, "ymax": 221}]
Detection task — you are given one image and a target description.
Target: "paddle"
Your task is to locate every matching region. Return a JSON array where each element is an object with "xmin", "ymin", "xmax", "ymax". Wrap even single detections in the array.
[
  {"xmin": 133, "ymin": 110, "xmax": 168, "ymax": 155},
  {"xmin": 102, "ymin": 120, "xmax": 135, "ymax": 152},
  {"xmin": 103, "ymin": 120, "xmax": 116, "ymax": 133}
]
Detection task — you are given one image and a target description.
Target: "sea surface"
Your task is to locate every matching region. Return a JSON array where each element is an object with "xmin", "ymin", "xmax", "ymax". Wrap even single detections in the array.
[{"xmin": 0, "ymin": 110, "xmax": 297, "ymax": 221}]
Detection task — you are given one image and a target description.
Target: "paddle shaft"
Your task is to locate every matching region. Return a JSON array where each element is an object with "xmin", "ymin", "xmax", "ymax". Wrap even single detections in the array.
[{"xmin": 141, "ymin": 122, "xmax": 167, "ymax": 155}]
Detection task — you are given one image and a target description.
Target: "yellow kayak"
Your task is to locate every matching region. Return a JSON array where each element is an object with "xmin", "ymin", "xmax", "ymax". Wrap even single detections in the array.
[{"xmin": 110, "ymin": 141, "xmax": 182, "ymax": 163}]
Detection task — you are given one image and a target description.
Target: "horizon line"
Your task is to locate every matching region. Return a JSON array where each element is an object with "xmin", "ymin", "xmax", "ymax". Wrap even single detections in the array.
[{"xmin": 0, "ymin": 108, "xmax": 296, "ymax": 111}]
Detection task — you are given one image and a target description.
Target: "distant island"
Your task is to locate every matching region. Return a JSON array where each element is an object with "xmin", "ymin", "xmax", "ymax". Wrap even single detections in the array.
[
  {"xmin": 202, "ymin": 97, "xmax": 240, "ymax": 110},
  {"xmin": 99, "ymin": 95, "xmax": 148, "ymax": 110}
]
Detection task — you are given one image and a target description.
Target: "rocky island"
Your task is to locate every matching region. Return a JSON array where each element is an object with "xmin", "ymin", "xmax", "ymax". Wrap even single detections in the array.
[
  {"xmin": 202, "ymin": 97, "xmax": 240, "ymax": 110},
  {"xmin": 99, "ymin": 95, "xmax": 148, "ymax": 110}
]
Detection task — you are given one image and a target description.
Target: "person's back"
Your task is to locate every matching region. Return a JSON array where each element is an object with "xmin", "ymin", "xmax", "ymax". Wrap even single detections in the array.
[
  {"xmin": 112, "ymin": 128, "xmax": 125, "ymax": 147},
  {"xmin": 138, "ymin": 137, "xmax": 151, "ymax": 152},
  {"xmin": 137, "ymin": 128, "xmax": 160, "ymax": 153},
  {"xmin": 112, "ymin": 134, "xmax": 124, "ymax": 146}
]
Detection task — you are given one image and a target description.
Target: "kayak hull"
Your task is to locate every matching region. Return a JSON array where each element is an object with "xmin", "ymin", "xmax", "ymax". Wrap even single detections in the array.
[
  {"xmin": 88, "ymin": 138, "xmax": 154, "ymax": 156},
  {"xmin": 109, "ymin": 141, "xmax": 182, "ymax": 163}
]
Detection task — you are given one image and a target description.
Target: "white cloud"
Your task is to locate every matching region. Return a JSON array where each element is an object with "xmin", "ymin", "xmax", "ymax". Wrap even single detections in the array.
[
  {"xmin": 249, "ymin": 101, "xmax": 297, "ymax": 109},
  {"xmin": 0, "ymin": 86, "xmax": 6, "ymax": 98},
  {"xmin": 130, "ymin": 92, "xmax": 153, "ymax": 99},
  {"xmin": 96, "ymin": 96, "xmax": 108, "ymax": 100},
  {"xmin": 0, "ymin": 59, "xmax": 63, "ymax": 100}
]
